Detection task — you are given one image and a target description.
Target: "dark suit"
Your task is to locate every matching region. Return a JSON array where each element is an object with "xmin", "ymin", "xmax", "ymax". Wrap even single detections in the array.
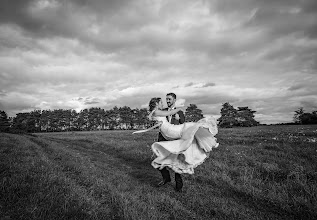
[{"xmin": 157, "ymin": 107, "xmax": 185, "ymax": 191}]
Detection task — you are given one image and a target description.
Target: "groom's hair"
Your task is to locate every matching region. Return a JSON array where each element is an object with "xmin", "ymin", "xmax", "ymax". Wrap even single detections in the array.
[{"xmin": 167, "ymin": 93, "xmax": 176, "ymax": 99}]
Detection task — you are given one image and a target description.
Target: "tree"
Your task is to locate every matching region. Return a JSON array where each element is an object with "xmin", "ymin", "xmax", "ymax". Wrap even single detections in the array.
[
  {"xmin": 12, "ymin": 113, "xmax": 29, "ymax": 131},
  {"xmin": 217, "ymin": 102, "xmax": 258, "ymax": 128},
  {"xmin": 236, "ymin": 107, "xmax": 259, "ymax": 127},
  {"xmin": 29, "ymin": 110, "xmax": 41, "ymax": 132},
  {"xmin": 133, "ymin": 108, "xmax": 150, "ymax": 129},
  {"xmin": 48, "ymin": 110, "xmax": 62, "ymax": 132},
  {"xmin": 88, "ymin": 107, "xmax": 103, "ymax": 130},
  {"xmin": 59, "ymin": 109, "xmax": 71, "ymax": 131},
  {"xmin": 217, "ymin": 102, "xmax": 238, "ymax": 128},
  {"xmin": 293, "ymin": 108, "xmax": 317, "ymax": 124},
  {"xmin": 106, "ymin": 106, "xmax": 119, "ymax": 130},
  {"xmin": 77, "ymin": 109, "xmax": 89, "ymax": 131},
  {"xmin": 0, "ymin": 110, "xmax": 10, "ymax": 132},
  {"xmin": 70, "ymin": 109, "xmax": 79, "ymax": 130},
  {"xmin": 119, "ymin": 106, "xmax": 133, "ymax": 129},
  {"xmin": 294, "ymin": 107, "xmax": 304, "ymax": 124},
  {"xmin": 185, "ymin": 104, "xmax": 204, "ymax": 122},
  {"xmin": 299, "ymin": 112, "xmax": 317, "ymax": 124},
  {"xmin": 40, "ymin": 110, "xmax": 50, "ymax": 132}
]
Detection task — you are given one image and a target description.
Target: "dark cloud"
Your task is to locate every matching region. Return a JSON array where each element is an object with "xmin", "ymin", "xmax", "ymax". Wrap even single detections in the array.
[
  {"xmin": 184, "ymin": 82, "xmax": 194, "ymax": 87},
  {"xmin": 0, "ymin": 0, "xmax": 157, "ymax": 53},
  {"xmin": 0, "ymin": 0, "xmax": 67, "ymax": 38},
  {"xmin": 0, "ymin": 90, "xmax": 7, "ymax": 97},
  {"xmin": 75, "ymin": 96, "xmax": 100, "ymax": 105},
  {"xmin": 0, "ymin": 99, "xmax": 36, "ymax": 114},
  {"xmin": 182, "ymin": 94, "xmax": 238, "ymax": 106},
  {"xmin": 243, "ymin": 0, "xmax": 317, "ymax": 38},
  {"xmin": 300, "ymin": 100, "xmax": 317, "ymax": 109},
  {"xmin": 201, "ymin": 82, "xmax": 216, "ymax": 88},
  {"xmin": 300, "ymin": 0, "xmax": 317, "ymax": 13},
  {"xmin": 287, "ymin": 82, "xmax": 317, "ymax": 98},
  {"xmin": 173, "ymin": 82, "xmax": 216, "ymax": 89},
  {"xmin": 210, "ymin": 0, "xmax": 315, "ymax": 16},
  {"xmin": 85, "ymin": 101, "xmax": 99, "ymax": 105},
  {"xmin": 1, "ymin": 0, "xmax": 316, "ymax": 55},
  {"xmin": 206, "ymin": 0, "xmax": 317, "ymax": 55},
  {"xmin": 0, "ymin": 0, "xmax": 33, "ymax": 24},
  {"xmin": 288, "ymin": 84, "xmax": 305, "ymax": 91}
]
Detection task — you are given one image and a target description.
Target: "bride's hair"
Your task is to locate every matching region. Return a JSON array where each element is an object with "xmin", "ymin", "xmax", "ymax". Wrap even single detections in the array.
[{"xmin": 149, "ymin": 97, "xmax": 161, "ymax": 112}]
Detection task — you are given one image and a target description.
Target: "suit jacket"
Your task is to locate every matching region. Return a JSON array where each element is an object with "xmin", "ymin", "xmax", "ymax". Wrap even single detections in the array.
[{"xmin": 158, "ymin": 107, "xmax": 185, "ymax": 142}]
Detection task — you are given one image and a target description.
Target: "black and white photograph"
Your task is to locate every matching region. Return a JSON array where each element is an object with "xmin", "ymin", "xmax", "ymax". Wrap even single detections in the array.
[{"xmin": 0, "ymin": 0, "xmax": 316, "ymax": 219}]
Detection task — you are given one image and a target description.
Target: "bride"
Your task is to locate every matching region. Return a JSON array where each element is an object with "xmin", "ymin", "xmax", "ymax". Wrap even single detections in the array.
[{"xmin": 134, "ymin": 97, "xmax": 219, "ymax": 174}]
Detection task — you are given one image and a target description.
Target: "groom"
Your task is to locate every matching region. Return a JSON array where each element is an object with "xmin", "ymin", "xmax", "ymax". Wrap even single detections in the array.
[{"xmin": 157, "ymin": 92, "xmax": 185, "ymax": 192}]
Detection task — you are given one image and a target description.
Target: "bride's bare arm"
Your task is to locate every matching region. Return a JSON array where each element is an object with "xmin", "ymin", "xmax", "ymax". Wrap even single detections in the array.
[
  {"xmin": 154, "ymin": 107, "xmax": 185, "ymax": 117},
  {"xmin": 132, "ymin": 122, "xmax": 161, "ymax": 134},
  {"xmin": 147, "ymin": 123, "xmax": 161, "ymax": 130}
]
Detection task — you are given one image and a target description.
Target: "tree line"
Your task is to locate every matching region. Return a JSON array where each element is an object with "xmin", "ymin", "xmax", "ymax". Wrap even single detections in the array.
[
  {"xmin": 0, "ymin": 104, "xmax": 204, "ymax": 133},
  {"xmin": 293, "ymin": 107, "xmax": 317, "ymax": 124},
  {"xmin": 4, "ymin": 102, "xmax": 313, "ymax": 133}
]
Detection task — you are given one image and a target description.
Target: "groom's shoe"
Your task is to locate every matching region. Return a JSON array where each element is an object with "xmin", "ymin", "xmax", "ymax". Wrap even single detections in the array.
[{"xmin": 157, "ymin": 179, "xmax": 171, "ymax": 187}]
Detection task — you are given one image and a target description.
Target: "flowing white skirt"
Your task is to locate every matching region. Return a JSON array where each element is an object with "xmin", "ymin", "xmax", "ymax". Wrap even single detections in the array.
[{"xmin": 151, "ymin": 117, "xmax": 219, "ymax": 174}]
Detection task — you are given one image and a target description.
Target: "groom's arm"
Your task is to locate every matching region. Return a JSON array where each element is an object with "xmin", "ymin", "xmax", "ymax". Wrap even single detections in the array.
[{"xmin": 155, "ymin": 108, "xmax": 185, "ymax": 117}]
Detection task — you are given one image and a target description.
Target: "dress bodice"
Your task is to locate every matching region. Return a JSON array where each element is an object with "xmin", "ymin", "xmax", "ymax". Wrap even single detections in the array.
[{"xmin": 152, "ymin": 115, "xmax": 184, "ymax": 140}]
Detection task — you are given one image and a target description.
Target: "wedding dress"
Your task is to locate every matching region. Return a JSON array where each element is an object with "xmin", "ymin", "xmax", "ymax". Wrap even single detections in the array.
[{"xmin": 151, "ymin": 115, "xmax": 219, "ymax": 174}]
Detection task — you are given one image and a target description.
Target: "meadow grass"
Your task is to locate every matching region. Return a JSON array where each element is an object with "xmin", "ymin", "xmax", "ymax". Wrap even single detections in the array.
[{"xmin": 0, "ymin": 125, "xmax": 317, "ymax": 219}]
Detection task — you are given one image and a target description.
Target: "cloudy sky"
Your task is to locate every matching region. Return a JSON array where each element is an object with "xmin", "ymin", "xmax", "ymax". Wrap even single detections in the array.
[{"xmin": 0, "ymin": 0, "xmax": 316, "ymax": 124}]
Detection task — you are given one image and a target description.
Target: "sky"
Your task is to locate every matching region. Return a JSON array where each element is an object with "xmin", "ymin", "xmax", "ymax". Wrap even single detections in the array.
[{"xmin": 0, "ymin": 0, "xmax": 317, "ymax": 124}]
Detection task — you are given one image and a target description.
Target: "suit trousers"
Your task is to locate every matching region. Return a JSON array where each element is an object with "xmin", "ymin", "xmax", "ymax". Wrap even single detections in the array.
[{"xmin": 157, "ymin": 132, "xmax": 183, "ymax": 190}]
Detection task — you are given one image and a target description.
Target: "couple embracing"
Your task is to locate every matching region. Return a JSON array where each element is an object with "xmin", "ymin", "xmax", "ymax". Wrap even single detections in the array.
[{"xmin": 135, "ymin": 92, "xmax": 219, "ymax": 192}]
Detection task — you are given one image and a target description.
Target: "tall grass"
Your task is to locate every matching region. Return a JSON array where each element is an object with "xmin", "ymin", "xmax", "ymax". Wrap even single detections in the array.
[{"xmin": 1, "ymin": 125, "xmax": 317, "ymax": 219}]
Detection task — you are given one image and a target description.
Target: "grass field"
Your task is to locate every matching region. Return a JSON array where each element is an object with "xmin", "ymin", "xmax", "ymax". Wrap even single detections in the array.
[{"xmin": 1, "ymin": 125, "xmax": 317, "ymax": 219}]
